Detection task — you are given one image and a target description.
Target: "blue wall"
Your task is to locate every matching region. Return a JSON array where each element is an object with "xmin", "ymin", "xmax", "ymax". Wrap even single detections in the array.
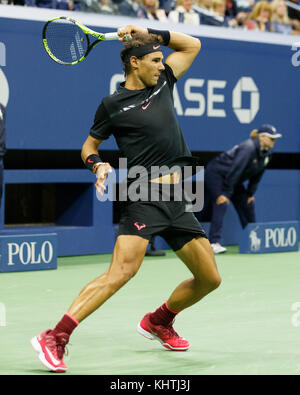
[
  {"xmin": 1, "ymin": 18, "xmax": 300, "ymax": 152},
  {"xmin": 0, "ymin": 12, "xmax": 299, "ymax": 255}
]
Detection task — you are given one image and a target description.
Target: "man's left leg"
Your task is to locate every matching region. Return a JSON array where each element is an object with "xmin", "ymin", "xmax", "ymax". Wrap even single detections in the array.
[
  {"xmin": 138, "ymin": 237, "xmax": 221, "ymax": 350},
  {"xmin": 231, "ymin": 188, "xmax": 256, "ymax": 229}
]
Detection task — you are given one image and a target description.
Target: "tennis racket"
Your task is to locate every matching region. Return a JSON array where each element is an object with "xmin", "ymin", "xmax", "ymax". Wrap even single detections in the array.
[{"xmin": 42, "ymin": 16, "xmax": 131, "ymax": 65}]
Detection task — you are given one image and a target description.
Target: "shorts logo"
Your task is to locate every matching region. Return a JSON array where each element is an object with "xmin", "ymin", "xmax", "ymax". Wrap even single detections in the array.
[
  {"xmin": 134, "ymin": 222, "xmax": 146, "ymax": 231},
  {"xmin": 153, "ymin": 45, "xmax": 160, "ymax": 50}
]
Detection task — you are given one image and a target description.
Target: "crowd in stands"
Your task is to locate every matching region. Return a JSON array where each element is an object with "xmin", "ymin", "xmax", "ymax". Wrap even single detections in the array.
[{"xmin": 1, "ymin": 0, "xmax": 300, "ymax": 34}]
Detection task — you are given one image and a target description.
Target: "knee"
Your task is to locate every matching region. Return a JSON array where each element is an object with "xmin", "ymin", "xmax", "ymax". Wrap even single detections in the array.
[
  {"xmin": 196, "ymin": 272, "xmax": 222, "ymax": 293},
  {"xmin": 208, "ymin": 273, "xmax": 222, "ymax": 291},
  {"xmin": 109, "ymin": 261, "xmax": 140, "ymax": 290},
  {"xmin": 119, "ymin": 264, "xmax": 138, "ymax": 284}
]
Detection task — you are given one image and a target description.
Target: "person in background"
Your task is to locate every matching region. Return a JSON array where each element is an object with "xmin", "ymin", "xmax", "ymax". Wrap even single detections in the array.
[
  {"xmin": 271, "ymin": 0, "xmax": 293, "ymax": 34},
  {"xmin": 244, "ymin": 1, "xmax": 272, "ymax": 31},
  {"xmin": 211, "ymin": 0, "xmax": 231, "ymax": 26},
  {"xmin": 35, "ymin": 0, "xmax": 56, "ymax": 7},
  {"xmin": 113, "ymin": 0, "xmax": 145, "ymax": 17},
  {"xmin": 225, "ymin": 0, "xmax": 238, "ymax": 18},
  {"xmin": 85, "ymin": 0, "xmax": 116, "ymax": 13},
  {"xmin": 169, "ymin": 0, "xmax": 200, "ymax": 24},
  {"xmin": 195, "ymin": 125, "xmax": 282, "ymax": 254},
  {"xmin": 158, "ymin": 0, "xmax": 176, "ymax": 15},
  {"xmin": 140, "ymin": 0, "xmax": 168, "ymax": 21},
  {"xmin": 235, "ymin": 0, "xmax": 254, "ymax": 14},
  {"xmin": 286, "ymin": 0, "xmax": 300, "ymax": 33},
  {"xmin": 0, "ymin": 103, "xmax": 6, "ymax": 211}
]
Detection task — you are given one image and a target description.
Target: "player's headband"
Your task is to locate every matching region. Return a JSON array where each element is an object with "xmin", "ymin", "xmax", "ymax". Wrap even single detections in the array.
[{"xmin": 123, "ymin": 43, "xmax": 162, "ymax": 63}]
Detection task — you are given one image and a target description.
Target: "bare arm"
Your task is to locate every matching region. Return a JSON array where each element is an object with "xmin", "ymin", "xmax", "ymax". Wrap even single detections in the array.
[
  {"xmin": 117, "ymin": 26, "xmax": 201, "ymax": 80},
  {"xmin": 165, "ymin": 32, "xmax": 201, "ymax": 80},
  {"xmin": 81, "ymin": 135, "xmax": 103, "ymax": 162},
  {"xmin": 81, "ymin": 135, "xmax": 112, "ymax": 196}
]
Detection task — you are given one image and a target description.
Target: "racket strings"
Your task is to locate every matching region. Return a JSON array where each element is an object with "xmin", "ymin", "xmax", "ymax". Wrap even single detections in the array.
[{"xmin": 45, "ymin": 20, "xmax": 89, "ymax": 64}]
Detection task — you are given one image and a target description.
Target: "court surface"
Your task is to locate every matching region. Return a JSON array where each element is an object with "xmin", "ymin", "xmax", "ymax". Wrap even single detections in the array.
[{"xmin": 1, "ymin": 245, "xmax": 300, "ymax": 375}]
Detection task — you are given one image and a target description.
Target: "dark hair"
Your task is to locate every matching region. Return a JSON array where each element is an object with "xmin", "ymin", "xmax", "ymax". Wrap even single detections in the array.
[{"xmin": 120, "ymin": 33, "xmax": 162, "ymax": 76}]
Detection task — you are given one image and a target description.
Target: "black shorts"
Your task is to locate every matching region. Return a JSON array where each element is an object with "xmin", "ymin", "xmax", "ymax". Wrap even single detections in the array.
[{"xmin": 117, "ymin": 184, "xmax": 207, "ymax": 251}]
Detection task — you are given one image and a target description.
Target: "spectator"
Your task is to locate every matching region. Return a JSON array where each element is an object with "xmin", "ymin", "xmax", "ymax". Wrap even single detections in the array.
[
  {"xmin": 211, "ymin": 0, "xmax": 231, "ymax": 26},
  {"xmin": 235, "ymin": 0, "xmax": 254, "ymax": 14},
  {"xmin": 271, "ymin": 0, "xmax": 293, "ymax": 34},
  {"xmin": 86, "ymin": 0, "xmax": 116, "ymax": 13},
  {"xmin": 56, "ymin": 0, "xmax": 79, "ymax": 10},
  {"xmin": 158, "ymin": 0, "xmax": 176, "ymax": 14},
  {"xmin": 35, "ymin": 0, "xmax": 56, "ymax": 7},
  {"xmin": 225, "ymin": 0, "xmax": 238, "ymax": 18},
  {"xmin": 169, "ymin": 0, "xmax": 200, "ymax": 24},
  {"xmin": 0, "ymin": 103, "xmax": 6, "ymax": 212},
  {"xmin": 194, "ymin": 0, "xmax": 220, "ymax": 24},
  {"xmin": 139, "ymin": 0, "xmax": 168, "ymax": 21},
  {"xmin": 286, "ymin": 0, "xmax": 300, "ymax": 33},
  {"xmin": 196, "ymin": 0, "xmax": 213, "ymax": 12},
  {"xmin": 116, "ymin": 0, "xmax": 145, "ymax": 17},
  {"xmin": 195, "ymin": 0, "xmax": 229, "ymax": 25},
  {"xmin": 244, "ymin": 1, "xmax": 272, "ymax": 32},
  {"xmin": 224, "ymin": 0, "xmax": 248, "ymax": 27}
]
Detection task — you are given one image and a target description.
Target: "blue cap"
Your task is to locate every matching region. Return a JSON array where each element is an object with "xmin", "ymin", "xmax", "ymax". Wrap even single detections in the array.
[{"xmin": 258, "ymin": 124, "xmax": 282, "ymax": 139}]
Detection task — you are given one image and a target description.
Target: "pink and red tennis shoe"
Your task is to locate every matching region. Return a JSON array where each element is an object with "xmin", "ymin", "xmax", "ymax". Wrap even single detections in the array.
[
  {"xmin": 31, "ymin": 312, "xmax": 189, "ymax": 372},
  {"xmin": 30, "ymin": 330, "xmax": 69, "ymax": 373},
  {"xmin": 137, "ymin": 313, "xmax": 190, "ymax": 351}
]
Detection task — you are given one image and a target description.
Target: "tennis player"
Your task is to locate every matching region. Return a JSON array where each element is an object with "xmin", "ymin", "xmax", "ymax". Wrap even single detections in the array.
[{"xmin": 31, "ymin": 25, "xmax": 221, "ymax": 373}]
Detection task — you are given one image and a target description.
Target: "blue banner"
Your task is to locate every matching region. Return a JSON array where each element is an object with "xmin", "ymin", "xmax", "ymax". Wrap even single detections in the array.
[
  {"xmin": 0, "ymin": 233, "xmax": 57, "ymax": 272},
  {"xmin": 239, "ymin": 221, "xmax": 299, "ymax": 253},
  {"xmin": 0, "ymin": 14, "xmax": 299, "ymax": 153}
]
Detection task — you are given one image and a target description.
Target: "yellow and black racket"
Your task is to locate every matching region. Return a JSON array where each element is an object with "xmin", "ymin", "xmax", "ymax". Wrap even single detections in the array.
[{"xmin": 42, "ymin": 16, "xmax": 131, "ymax": 66}]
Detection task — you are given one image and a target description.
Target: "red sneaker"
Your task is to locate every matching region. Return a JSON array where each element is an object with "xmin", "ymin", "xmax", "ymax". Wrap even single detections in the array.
[
  {"xmin": 30, "ymin": 330, "xmax": 69, "ymax": 373},
  {"xmin": 137, "ymin": 313, "xmax": 190, "ymax": 351}
]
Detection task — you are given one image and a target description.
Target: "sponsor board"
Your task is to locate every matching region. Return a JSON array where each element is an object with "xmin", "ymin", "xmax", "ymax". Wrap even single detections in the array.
[
  {"xmin": 0, "ymin": 234, "xmax": 57, "ymax": 272},
  {"xmin": 239, "ymin": 222, "xmax": 299, "ymax": 253}
]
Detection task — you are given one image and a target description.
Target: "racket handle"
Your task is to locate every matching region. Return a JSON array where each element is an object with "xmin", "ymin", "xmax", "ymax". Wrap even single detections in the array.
[{"xmin": 103, "ymin": 32, "xmax": 132, "ymax": 41}]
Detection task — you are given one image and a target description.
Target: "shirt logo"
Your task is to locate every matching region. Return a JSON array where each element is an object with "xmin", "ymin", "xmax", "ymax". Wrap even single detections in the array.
[
  {"xmin": 141, "ymin": 102, "xmax": 151, "ymax": 111},
  {"xmin": 134, "ymin": 222, "xmax": 146, "ymax": 231}
]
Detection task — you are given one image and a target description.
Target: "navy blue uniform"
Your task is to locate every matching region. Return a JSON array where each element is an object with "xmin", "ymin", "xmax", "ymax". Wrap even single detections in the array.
[{"xmin": 196, "ymin": 137, "xmax": 272, "ymax": 244}]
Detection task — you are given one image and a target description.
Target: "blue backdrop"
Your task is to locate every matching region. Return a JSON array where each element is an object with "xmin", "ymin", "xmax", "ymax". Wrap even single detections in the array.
[
  {"xmin": 1, "ymin": 18, "xmax": 299, "ymax": 153},
  {"xmin": 0, "ymin": 14, "xmax": 299, "ymax": 255}
]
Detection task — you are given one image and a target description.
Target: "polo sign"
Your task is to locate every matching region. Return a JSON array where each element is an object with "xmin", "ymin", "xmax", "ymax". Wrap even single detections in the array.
[
  {"xmin": 239, "ymin": 222, "xmax": 299, "ymax": 253},
  {"xmin": 0, "ymin": 234, "xmax": 57, "ymax": 272}
]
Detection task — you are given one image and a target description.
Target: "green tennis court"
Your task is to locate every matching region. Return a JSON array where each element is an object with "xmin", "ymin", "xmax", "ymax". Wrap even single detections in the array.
[{"xmin": 1, "ymin": 245, "xmax": 300, "ymax": 375}]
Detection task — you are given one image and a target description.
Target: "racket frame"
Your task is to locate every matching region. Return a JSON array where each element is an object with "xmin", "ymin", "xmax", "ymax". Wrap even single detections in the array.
[{"xmin": 42, "ymin": 16, "xmax": 121, "ymax": 65}]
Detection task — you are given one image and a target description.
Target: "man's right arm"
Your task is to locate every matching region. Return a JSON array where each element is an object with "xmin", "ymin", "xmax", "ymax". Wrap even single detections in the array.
[
  {"xmin": 81, "ymin": 135, "xmax": 102, "ymax": 163},
  {"xmin": 81, "ymin": 135, "xmax": 112, "ymax": 196}
]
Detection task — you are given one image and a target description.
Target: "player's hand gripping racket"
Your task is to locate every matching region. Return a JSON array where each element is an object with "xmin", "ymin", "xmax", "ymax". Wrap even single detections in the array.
[{"xmin": 42, "ymin": 16, "xmax": 131, "ymax": 65}]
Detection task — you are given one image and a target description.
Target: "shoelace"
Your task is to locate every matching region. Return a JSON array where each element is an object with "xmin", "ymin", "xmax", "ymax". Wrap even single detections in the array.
[
  {"xmin": 45, "ymin": 331, "xmax": 68, "ymax": 360},
  {"xmin": 155, "ymin": 323, "xmax": 180, "ymax": 340},
  {"xmin": 57, "ymin": 343, "xmax": 68, "ymax": 360}
]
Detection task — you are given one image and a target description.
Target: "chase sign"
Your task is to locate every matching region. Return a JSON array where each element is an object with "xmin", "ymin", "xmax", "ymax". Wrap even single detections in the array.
[
  {"xmin": 0, "ymin": 234, "xmax": 57, "ymax": 272},
  {"xmin": 239, "ymin": 222, "xmax": 299, "ymax": 254}
]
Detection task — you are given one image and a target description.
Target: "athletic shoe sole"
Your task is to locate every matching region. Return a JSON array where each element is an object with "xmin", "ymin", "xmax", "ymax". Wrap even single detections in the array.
[
  {"xmin": 30, "ymin": 336, "xmax": 67, "ymax": 373},
  {"xmin": 137, "ymin": 322, "xmax": 189, "ymax": 351}
]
